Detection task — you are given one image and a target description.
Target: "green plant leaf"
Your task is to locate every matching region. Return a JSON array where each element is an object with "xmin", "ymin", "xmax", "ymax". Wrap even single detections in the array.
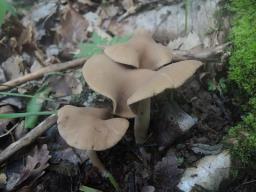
[
  {"xmin": 76, "ymin": 32, "xmax": 131, "ymax": 58},
  {"xmin": 0, "ymin": 111, "xmax": 56, "ymax": 119},
  {"xmin": 80, "ymin": 185, "xmax": 103, "ymax": 192},
  {"xmin": 25, "ymin": 87, "xmax": 51, "ymax": 129},
  {"xmin": 0, "ymin": 0, "xmax": 15, "ymax": 26},
  {"xmin": 208, "ymin": 80, "xmax": 217, "ymax": 91}
]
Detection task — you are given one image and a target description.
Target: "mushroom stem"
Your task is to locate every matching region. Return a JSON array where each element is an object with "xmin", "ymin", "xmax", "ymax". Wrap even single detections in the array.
[
  {"xmin": 87, "ymin": 150, "xmax": 120, "ymax": 191},
  {"xmin": 87, "ymin": 150, "xmax": 107, "ymax": 175},
  {"xmin": 134, "ymin": 98, "xmax": 151, "ymax": 144}
]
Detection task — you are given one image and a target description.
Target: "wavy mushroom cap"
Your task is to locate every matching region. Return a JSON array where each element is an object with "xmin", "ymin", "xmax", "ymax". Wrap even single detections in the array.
[
  {"xmin": 104, "ymin": 29, "xmax": 172, "ymax": 70},
  {"xmin": 57, "ymin": 105, "xmax": 129, "ymax": 151},
  {"xmin": 82, "ymin": 54, "xmax": 202, "ymax": 118}
]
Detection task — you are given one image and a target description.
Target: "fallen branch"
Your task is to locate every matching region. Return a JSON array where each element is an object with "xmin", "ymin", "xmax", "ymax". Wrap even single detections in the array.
[
  {"xmin": 0, "ymin": 58, "xmax": 86, "ymax": 91},
  {"xmin": 0, "ymin": 115, "xmax": 57, "ymax": 164},
  {"xmin": 172, "ymin": 43, "xmax": 230, "ymax": 62},
  {"xmin": 0, "ymin": 44, "xmax": 228, "ymax": 91}
]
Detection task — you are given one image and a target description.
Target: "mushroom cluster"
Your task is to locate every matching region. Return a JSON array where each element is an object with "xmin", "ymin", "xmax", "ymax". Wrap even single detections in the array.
[{"xmin": 57, "ymin": 29, "xmax": 203, "ymax": 175}]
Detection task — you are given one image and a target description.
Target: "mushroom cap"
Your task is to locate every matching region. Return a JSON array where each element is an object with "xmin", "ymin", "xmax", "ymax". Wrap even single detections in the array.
[
  {"xmin": 57, "ymin": 105, "xmax": 129, "ymax": 151},
  {"xmin": 83, "ymin": 54, "xmax": 202, "ymax": 118},
  {"xmin": 104, "ymin": 29, "xmax": 172, "ymax": 70}
]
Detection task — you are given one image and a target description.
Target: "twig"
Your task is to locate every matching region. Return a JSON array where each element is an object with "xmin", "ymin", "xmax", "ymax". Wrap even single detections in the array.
[
  {"xmin": 0, "ymin": 58, "xmax": 86, "ymax": 91},
  {"xmin": 0, "ymin": 115, "xmax": 57, "ymax": 164},
  {"xmin": 118, "ymin": 0, "xmax": 181, "ymax": 22},
  {"xmin": 172, "ymin": 43, "xmax": 231, "ymax": 62},
  {"xmin": 242, "ymin": 179, "xmax": 256, "ymax": 185},
  {"xmin": 0, "ymin": 124, "xmax": 18, "ymax": 138}
]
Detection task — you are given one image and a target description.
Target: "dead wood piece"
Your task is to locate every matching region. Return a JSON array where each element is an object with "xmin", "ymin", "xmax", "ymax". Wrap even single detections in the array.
[
  {"xmin": 172, "ymin": 43, "xmax": 230, "ymax": 62},
  {"xmin": 0, "ymin": 115, "xmax": 57, "ymax": 164},
  {"xmin": 0, "ymin": 58, "xmax": 86, "ymax": 91}
]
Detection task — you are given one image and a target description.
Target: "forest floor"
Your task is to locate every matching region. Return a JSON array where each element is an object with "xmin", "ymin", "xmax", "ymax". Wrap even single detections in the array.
[{"xmin": 0, "ymin": 0, "xmax": 255, "ymax": 192}]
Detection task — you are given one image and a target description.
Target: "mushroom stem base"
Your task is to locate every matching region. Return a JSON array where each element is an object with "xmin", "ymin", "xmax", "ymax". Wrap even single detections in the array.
[
  {"xmin": 134, "ymin": 98, "xmax": 151, "ymax": 144},
  {"xmin": 87, "ymin": 150, "xmax": 106, "ymax": 174}
]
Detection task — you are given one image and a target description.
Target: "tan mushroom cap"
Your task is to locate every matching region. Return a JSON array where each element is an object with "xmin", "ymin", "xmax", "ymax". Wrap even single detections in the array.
[
  {"xmin": 104, "ymin": 29, "xmax": 172, "ymax": 70},
  {"xmin": 57, "ymin": 105, "xmax": 129, "ymax": 151},
  {"xmin": 82, "ymin": 54, "xmax": 202, "ymax": 118}
]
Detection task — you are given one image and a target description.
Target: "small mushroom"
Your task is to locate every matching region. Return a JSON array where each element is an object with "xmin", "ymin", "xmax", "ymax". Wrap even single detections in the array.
[
  {"xmin": 57, "ymin": 105, "xmax": 129, "ymax": 174},
  {"xmin": 104, "ymin": 29, "xmax": 172, "ymax": 70},
  {"xmin": 83, "ymin": 54, "xmax": 202, "ymax": 143}
]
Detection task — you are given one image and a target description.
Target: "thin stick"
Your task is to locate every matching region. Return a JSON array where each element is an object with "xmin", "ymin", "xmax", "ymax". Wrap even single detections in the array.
[
  {"xmin": 0, "ymin": 124, "xmax": 18, "ymax": 138},
  {"xmin": 0, "ymin": 58, "xmax": 86, "ymax": 91},
  {"xmin": 0, "ymin": 115, "xmax": 57, "ymax": 164},
  {"xmin": 172, "ymin": 43, "xmax": 230, "ymax": 62},
  {"xmin": 0, "ymin": 92, "xmax": 54, "ymax": 101}
]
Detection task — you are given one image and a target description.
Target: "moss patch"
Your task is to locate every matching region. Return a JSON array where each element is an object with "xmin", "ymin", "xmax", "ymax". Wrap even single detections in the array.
[{"xmin": 228, "ymin": 0, "xmax": 256, "ymax": 166}]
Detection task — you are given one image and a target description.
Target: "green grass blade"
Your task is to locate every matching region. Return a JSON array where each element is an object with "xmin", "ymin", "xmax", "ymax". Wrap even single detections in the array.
[
  {"xmin": 75, "ymin": 32, "xmax": 131, "ymax": 58},
  {"xmin": 0, "ymin": 0, "xmax": 15, "ymax": 26},
  {"xmin": 104, "ymin": 171, "xmax": 120, "ymax": 192},
  {"xmin": 0, "ymin": 111, "xmax": 56, "ymax": 119},
  {"xmin": 80, "ymin": 185, "xmax": 103, "ymax": 192}
]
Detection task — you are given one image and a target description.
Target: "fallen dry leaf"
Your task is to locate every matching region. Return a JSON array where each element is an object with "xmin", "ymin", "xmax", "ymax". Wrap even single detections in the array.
[
  {"xmin": 121, "ymin": 0, "xmax": 135, "ymax": 11},
  {"xmin": 141, "ymin": 185, "xmax": 155, "ymax": 192},
  {"xmin": 1, "ymin": 55, "xmax": 25, "ymax": 80},
  {"xmin": 0, "ymin": 105, "xmax": 15, "ymax": 135},
  {"xmin": 58, "ymin": 6, "xmax": 89, "ymax": 45},
  {"xmin": 154, "ymin": 155, "xmax": 183, "ymax": 192},
  {"xmin": 48, "ymin": 73, "xmax": 83, "ymax": 97},
  {"xmin": 0, "ymin": 66, "xmax": 7, "ymax": 83},
  {"xmin": 77, "ymin": 0, "xmax": 95, "ymax": 6},
  {"xmin": 17, "ymin": 23, "xmax": 37, "ymax": 52},
  {"xmin": 178, "ymin": 151, "xmax": 231, "ymax": 192},
  {"xmin": 0, "ymin": 173, "xmax": 7, "ymax": 185},
  {"xmin": 6, "ymin": 144, "xmax": 51, "ymax": 191},
  {"xmin": 30, "ymin": 0, "xmax": 58, "ymax": 23},
  {"xmin": 99, "ymin": 4, "xmax": 120, "ymax": 19}
]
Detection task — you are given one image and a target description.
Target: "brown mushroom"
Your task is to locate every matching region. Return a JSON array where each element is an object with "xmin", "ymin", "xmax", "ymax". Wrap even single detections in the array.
[
  {"xmin": 83, "ymin": 54, "xmax": 202, "ymax": 143},
  {"xmin": 57, "ymin": 105, "xmax": 129, "ymax": 175},
  {"xmin": 104, "ymin": 29, "xmax": 172, "ymax": 70}
]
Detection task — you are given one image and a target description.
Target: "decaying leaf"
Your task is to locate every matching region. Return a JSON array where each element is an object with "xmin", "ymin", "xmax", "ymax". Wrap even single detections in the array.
[
  {"xmin": 48, "ymin": 73, "xmax": 83, "ymax": 97},
  {"xmin": 77, "ymin": 0, "xmax": 95, "ymax": 6},
  {"xmin": 0, "ymin": 66, "xmax": 7, "ymax": 83},
  {"xmin": 99, "ymin": 4, "xmax": 119, "ymax": 19},
  {"xmin": 0, "ymin": 172, "xmax": 7, "ymax": 185},
  {"xmin": 30, "ymin": 0, "xmax": 58, "ymax": 23},
  {"xmin": 17, "ymin": 23, "xmax": 37, "ymax": 52},
  {"xmin": 141, "ymin": 186, "xmax": 155, "ymax": 192},
  {"xmin": 58, "ymin": 6, "xmax": 89, "ymax": 45},
  {"xmin": 6, "ymin": 145, "xmax": 51, "ymax": 191},
  {"xmin": 191, "ymin": 143, "xmax": 223, "ymax": 155},
  {"xmin": 0, "ymin": 97, "xmax": 23, "ymax": 110},
  {"xmin": 0, "ymin": 105, "xmax": 15, "ymax": 135},
  {"xmin": 178, "ymin": 151, "xmax": 231, "ymax": 192},
  {"xmin": 121, "ymin": 0, "xmax": 135, "ymax": 11},
  {"xmin": 1, "ymin": 55, "xmax": 25, "ymax": 80},
  {"xmin": 153, "ymin": 155, "xmax": 183, "ymax": 192}
]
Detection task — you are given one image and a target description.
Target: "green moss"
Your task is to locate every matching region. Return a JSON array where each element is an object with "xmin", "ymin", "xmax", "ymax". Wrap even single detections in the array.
[
  {"xmin": 228, "ymin": 0, "xmax": 256, "ymax": 95},
  {"xmin": 228, "ymin": 0, "xmax": 256, "ymax": 166},
  {"xmin": 228, "ymin": 113, "xmax": 256, "ymax": 166}
]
